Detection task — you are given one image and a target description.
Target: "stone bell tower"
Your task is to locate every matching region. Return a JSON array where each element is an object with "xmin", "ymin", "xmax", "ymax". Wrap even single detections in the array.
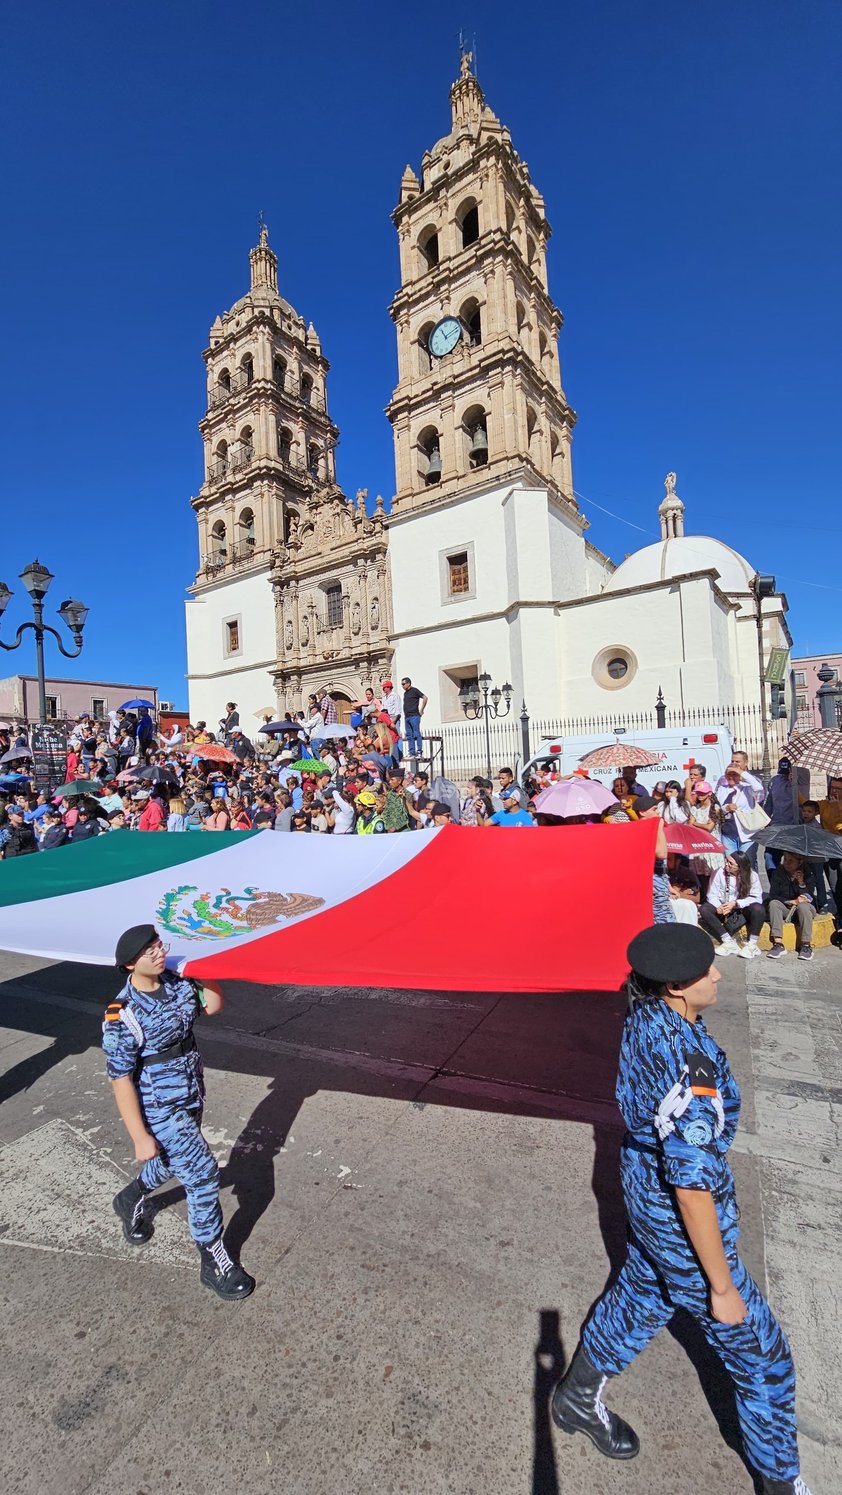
[
  {"xmin": 385, "ymin": 57, "xmax": 590, "ymax": 727},
  {"xmin": 386, "ymin": 53, "xmax": 577, "ymax": 514},
  {"xmin": 185, "ymin": 224, "xmax": 393, "ymax": 726}
]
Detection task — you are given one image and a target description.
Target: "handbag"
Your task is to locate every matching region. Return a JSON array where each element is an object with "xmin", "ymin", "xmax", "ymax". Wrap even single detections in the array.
[
  {"xmin": 723, "ymin": 909, "xmax": 746, "ymax": 935},
  {"xmin": 735, "ymin": 802, "xmax": 770, "ymax": 832}
]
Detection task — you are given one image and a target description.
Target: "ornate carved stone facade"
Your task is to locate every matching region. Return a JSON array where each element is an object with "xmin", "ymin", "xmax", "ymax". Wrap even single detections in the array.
[
  {"xmin": 186, "ymin": 226, "xmax": 393, "ymax": 724},
  {"xmin": 269, "ymin": 487, "xmax": 392, "ymax": 718}
]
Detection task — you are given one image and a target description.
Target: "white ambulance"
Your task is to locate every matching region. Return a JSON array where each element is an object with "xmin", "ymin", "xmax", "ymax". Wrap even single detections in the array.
[{"xmin": 520, "ymin": 725, "xmax": 736, "ymax": 794}]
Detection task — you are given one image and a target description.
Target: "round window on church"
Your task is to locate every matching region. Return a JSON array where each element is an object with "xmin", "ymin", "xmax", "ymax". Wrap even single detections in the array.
[{"xmin": 592, "ymin": 646, "xmax": 638, "ymax": 692}]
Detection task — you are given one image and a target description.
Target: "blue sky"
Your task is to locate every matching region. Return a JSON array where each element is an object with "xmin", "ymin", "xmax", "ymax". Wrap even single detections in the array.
[{"xmin": 1, "ymin": 1, "xmax": 839, "ymax": 707}]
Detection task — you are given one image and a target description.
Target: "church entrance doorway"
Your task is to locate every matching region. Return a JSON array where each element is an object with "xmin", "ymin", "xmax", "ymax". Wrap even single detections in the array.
[{"xmin": 332, "ymin": 691, "xmax": 353, "ymax": 725}]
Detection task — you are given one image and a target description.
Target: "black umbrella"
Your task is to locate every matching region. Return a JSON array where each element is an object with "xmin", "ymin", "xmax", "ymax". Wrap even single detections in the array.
[
  {"xmin": 262, "ymin": 719, "xmax": 301, "ymax": 734},
  {"xmin": 0, "ymin": 746, "xmax": 32, "ymax": 764},
  {"xmin": 751, "ymin": 823, "xmax": 842, "ymax": 863},
  {"xmin": 135, "ymin": 764, "xmax": 180, "ymax": 786}
]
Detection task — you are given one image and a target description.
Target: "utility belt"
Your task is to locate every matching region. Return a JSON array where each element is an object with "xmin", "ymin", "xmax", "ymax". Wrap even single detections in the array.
[
  {"xmin": 139, "ymin": 1036, "xmax": 197, "ymax": 1070},
  {"xmin": 622, "ymin": 1135, "xmax": 659, "ymax": 1158}
]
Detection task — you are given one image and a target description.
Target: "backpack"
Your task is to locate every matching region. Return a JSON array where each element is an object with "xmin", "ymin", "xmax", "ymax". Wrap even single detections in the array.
[{"xmin": 430, "ymin": 776, "xmax": 461, "ymax": 823}]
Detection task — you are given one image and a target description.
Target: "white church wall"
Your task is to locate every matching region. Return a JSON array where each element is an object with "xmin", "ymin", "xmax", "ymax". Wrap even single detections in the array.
[
  {"xmin": 390, "ymin": 481, "xmax": 577, "ymax": 724},
  {"xmin": 390, "ymin": 483, "xmax": 512, "ymax": 637},
  {"xmin": 185, "ymin": 567, "xmax": 277, "ymax": 727},
  {"xmin": 556, "ymin": 577, "xmax": 745, "ymax": 718},
  {"xmin": 395, "ymin": 616, "xmax": 515, "ymax": 726},
  {"xmin": 584, "ymin": 543, "xmax": 614, "ymax": 596}
]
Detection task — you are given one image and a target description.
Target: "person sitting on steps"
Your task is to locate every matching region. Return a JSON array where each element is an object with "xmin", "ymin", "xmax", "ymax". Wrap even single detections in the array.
[{"xmin": 766, "ymin": 852, "xmax": 815, "ymax": 962}]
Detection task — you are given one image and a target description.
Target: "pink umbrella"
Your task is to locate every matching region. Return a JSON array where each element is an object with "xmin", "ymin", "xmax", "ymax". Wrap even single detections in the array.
[
  {"xmin": 533, "ymin": 779, "xmax": 616, "ymax": 817},
  {"xmin": 663, "ymin": 823, "xmax": 724, "ymax": 856}
]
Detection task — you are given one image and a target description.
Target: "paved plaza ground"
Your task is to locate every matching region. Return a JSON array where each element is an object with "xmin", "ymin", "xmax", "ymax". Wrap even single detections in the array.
[{"xmin": 0, "ymin": 942, "xmax": 839, "ymax": 1495}]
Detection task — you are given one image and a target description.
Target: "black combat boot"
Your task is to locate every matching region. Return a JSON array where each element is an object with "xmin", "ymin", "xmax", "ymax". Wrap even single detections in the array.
[
  {"xmin": 199, "ymin": 1237, "xmax": 255, "ymax": 1301},
  {"xmin": 758, "ymin": 1478, "xmax": 813, "ymax": 1494},
  {"xmin": 551, "ymin": 1345, "xmax": 639, "ymax": 1459},
  {"xmin": 112, "ymin": 1178, "xmax": 153, "ymax": 1244}
]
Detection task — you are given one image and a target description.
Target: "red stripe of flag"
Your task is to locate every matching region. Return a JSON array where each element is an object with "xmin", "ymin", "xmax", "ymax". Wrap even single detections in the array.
[{"xmin": 185, "ymin": 820, "xmax": 659, "ymax": 993}]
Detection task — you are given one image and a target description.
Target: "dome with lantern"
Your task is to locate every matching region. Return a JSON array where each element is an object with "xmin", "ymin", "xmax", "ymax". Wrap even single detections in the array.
[{"xmin": 603, "ymin": 474, "xmax": 756, "ymax": 598}]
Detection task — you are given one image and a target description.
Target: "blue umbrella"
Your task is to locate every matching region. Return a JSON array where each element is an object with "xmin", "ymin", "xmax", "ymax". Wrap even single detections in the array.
[
  {"xmin": 119, "ymin": 698, "xmax": 156, "ymax": 710},
  {"xmin": 0, "ymin": 772, "xmax": 30, "ymax": 787}
]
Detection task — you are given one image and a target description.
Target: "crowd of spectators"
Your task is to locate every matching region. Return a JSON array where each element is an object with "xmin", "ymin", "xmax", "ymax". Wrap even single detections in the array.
[{"xmin": 1, "ymin": 703, "xmax": 839, "ymax": 961}]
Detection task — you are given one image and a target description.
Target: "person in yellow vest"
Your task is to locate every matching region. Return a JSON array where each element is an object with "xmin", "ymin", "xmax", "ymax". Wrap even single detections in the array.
[
  {"xmin": 354, "ymin": 789, "xmax": 386, "ymax": 834},
  {"xmin": 818, "ymin": 777, "xmax": 842, "ymax": 944},
  {"xmin": 818, "ymin": 776, "xmax": 842, "ymax": 834}
]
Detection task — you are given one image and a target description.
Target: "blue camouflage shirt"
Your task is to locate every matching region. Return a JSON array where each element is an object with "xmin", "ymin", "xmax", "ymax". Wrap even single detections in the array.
[
  {"xmin": 102, "ymin": 970, "xmax": 206, "ymax": 1116},
  {"xmin": 618, "ymin": 998, "xmax": 740, "ymax": 1199}
]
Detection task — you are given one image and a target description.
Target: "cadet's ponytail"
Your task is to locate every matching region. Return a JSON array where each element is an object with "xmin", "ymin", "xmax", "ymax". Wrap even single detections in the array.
[{"xmin": 625, "ymin": 970, "xmax": 667, "ymax": 1015}]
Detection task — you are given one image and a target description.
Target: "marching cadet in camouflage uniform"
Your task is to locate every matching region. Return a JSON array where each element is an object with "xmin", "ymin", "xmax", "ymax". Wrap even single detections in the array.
[
  {"xmin": 551, "ymin": 923, "xmax": 815, "ymax": 1495},
  {"xmin": 103, "ymin": 923, "xmax": 255, "ymax": 1301}
]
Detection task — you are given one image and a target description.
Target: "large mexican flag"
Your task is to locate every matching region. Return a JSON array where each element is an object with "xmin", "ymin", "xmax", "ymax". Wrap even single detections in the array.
[{"xmin": 0, "ymin": 822, "xmax": 658, "ymax": 991}]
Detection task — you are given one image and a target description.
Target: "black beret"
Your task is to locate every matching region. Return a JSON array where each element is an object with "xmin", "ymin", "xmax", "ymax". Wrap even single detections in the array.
[
  {"xmin": 627, "ymin": 924, "xmax": 714, "ymax": 985},
  {"xmin": 115, "ymin": 923, "xmax": 158, "ymax": 970}
]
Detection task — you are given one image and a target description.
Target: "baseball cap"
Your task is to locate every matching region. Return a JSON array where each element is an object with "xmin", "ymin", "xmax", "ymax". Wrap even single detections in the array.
[
  {"xmin": 692, "ymin": 780, "xmax": 713, "ymax": 795},
  {"xmin": 383, "ymin": 680, "xmax": 393, "ymax": 689}
]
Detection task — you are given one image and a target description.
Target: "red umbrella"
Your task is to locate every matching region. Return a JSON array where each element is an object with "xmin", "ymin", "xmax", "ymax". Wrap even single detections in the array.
[
  {"xmin": 663, "ymin": 823, "xmax": 724, "ymax": 856},
  {"xmin": 578, "ymin": 743, "xmax": 663, "ymax": 770},
  {"xmin": 194, "ymin": 744, "xmax": 238, "ymax": 764}
]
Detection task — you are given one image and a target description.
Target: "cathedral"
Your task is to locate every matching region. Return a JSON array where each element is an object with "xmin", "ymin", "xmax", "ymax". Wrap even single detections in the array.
[{"xmin": 185, "ymin": 57, "xmax": 790, "ymax": 729}]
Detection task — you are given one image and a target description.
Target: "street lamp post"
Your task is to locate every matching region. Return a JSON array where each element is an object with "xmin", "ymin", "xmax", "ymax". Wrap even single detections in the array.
[
  {"xmin": 0, "ymin": 561, "xmax": 88, "ymax": 723},
  {"xmin": 750, "ymin": 573, "xmax": 776, "ymax": 780},
  {"xmin": 460, "ymin": 672, "xmax": 513, "ymax": 778},
  {"xmin": 816, "ymin": 662, "xmax": 842, "ymax": 730}
]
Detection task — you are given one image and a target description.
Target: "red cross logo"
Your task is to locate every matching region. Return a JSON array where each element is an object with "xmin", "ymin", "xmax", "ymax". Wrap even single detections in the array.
[{"xmin": 683, "ymin": 757, "xmax": 697, "ymax": 772}]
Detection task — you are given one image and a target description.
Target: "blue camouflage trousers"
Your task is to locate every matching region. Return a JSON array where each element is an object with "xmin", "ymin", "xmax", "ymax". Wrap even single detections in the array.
[
  {"xmin": 583, "ymin": 1237, "xmax": 798, "ymax": 1481},
  {"xmin": 138, "ymin": 1107, "xmax": 222, "ymax": 1246}
]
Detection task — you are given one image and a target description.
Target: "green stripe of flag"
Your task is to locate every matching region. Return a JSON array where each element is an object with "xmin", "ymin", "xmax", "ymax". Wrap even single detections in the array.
[{"xmin": 0, "ymin": 831, "xmax": 259, "ymax": 908}]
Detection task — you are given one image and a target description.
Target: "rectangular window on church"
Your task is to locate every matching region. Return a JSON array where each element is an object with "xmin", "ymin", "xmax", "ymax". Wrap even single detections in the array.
[
  {"xmin": 325, "ymin": 584, "xmax": 343, "ymax": 629},
  {"xmin": 448, "ymin": 552, "xmax": 470, "ymax": 595},
  {"xmin": 223, "ymin": 617, "xmax": 241, "ymax": 657},
  {"xmin": 439, "ymin": 541, "xmax": 477, "ymax": 606}
]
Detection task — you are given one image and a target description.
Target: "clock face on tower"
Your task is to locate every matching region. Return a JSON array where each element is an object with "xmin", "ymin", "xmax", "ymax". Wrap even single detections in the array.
[{"xmin": 428, "ymin": 316, "xmax": 463, "ymax": 358}]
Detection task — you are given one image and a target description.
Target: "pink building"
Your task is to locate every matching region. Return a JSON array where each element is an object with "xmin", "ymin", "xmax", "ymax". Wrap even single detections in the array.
[
  {"xmin": 791, "ymin": 653, "xmax": 842, "ymax": 729},
  {"xmin": 0, "ymin": 674, "xmax": 160, "ymax": 726}
]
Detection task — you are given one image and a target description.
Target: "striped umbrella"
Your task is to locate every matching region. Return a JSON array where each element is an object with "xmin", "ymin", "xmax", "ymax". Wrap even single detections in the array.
[
  {"xmin": 578, "ymin": 743, "xmax": 663, "ymax": 770},
  {"xmin": 194, "ymin": 744, "xmax": 238, "ymax": 764},
  {"xmin": 785, "ymin": 729, "xmax": 842, "ymax": 777}
]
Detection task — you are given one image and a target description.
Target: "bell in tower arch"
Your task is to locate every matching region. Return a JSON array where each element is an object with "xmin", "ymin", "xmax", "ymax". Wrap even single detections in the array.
[
  {"xmin": 425, "ymin": 447, "xmax": 442, "ymax": 484},
  {"xmin": 468, "ymin": 418, "xmax": 489, "ymax": 469}
]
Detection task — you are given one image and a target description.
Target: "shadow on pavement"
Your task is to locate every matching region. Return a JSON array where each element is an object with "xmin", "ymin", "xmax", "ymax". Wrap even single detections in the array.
[
  {"xmin": 0, "ymin": 959, "xmax": 754, "ymax": 1481},
  {"xmin": 531, "ymin": 1308, "xmax": 566, "ymax": 1495}
]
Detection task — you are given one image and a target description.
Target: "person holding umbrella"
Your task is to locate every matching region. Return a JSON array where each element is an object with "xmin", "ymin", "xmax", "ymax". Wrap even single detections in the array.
[{"xmin": 551, "ymin": 922, "xmax": 814, "ymax": 1495}]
